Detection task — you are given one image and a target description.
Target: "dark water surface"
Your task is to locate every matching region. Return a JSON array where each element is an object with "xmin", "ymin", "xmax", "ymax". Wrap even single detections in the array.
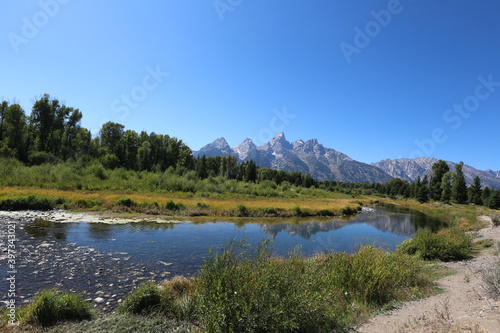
[{"xmin": 0, "ymin": 204, "xmax": 443, "ymax": 311}]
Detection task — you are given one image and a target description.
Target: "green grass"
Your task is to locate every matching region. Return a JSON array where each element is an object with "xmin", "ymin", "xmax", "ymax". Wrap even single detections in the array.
[
  {"xmin": 46, "ymin": 313, "xmax": 196, "ymax": 333},
  {"xmin": 118, "ymin": 282, "xmax": 163, "ymax": 315},
  {"xmin": 194, "ymin": 240, "xmax": 431, "ymax": 332},
  {"xmin": 5, "ymin": 289, "xmax": 95, "ymax": 327},
  {"xmin": 1, "ymin": 240, "xmax": 445, "ymax": 332}
]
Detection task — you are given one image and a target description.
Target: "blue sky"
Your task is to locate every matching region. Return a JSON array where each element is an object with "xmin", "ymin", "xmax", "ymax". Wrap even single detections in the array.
[{"xmin": 1, "ymin": 0, "xmax": 499, "ymax": 171}]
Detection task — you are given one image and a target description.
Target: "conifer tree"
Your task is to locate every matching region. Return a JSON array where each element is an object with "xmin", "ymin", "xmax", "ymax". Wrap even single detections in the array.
[
  {"xmin": 468, "ymin": 176, "xmax": 483, "ymax": 205},
  {"xmin": 430, "ymin": 160, "xmax": 450, "ymax": 200},
  {"xmin": 451, "ymin": 162, "xmax": 468, "ymax": 204},
  {"xmin": 440, "ymin": 171, "xmax": 452, "ymax": 203}
]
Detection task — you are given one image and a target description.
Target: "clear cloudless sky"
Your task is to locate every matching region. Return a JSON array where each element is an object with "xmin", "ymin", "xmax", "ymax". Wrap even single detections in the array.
[{"xmin": 1, "ymin": 0, "xmax": 499, "ymax": 170}]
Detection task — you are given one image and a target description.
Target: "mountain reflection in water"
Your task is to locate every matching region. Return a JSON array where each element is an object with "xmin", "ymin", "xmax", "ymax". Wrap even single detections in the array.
[{"xmin": 260, "ymin": 205, "xmax": 443, "ymax": 239}]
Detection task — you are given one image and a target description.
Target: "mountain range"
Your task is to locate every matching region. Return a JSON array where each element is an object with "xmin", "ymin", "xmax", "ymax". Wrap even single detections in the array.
[{"xmin": 193, "ymin": 133, "xmax": 500, "ymax": 189}]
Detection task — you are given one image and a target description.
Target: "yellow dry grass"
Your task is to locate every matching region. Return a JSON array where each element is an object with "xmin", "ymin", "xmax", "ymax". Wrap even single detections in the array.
[{"xmin": 0, "ymin": 186, "xmax": 371, "ymax": 214}]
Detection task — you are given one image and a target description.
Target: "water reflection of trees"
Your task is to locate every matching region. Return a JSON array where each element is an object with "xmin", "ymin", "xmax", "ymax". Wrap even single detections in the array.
[
  {"xmin": 260, "ymin": 206, "xmax": 443, "ymax": 239},
  {"xmin": 87, "ymin": 221, "xmax": 176, "ymax": 240}
]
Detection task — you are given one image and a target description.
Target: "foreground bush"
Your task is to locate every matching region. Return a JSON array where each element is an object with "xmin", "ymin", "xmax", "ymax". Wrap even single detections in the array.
[
  {"xmin": 196, "ymin": 241, "xmax": 341, "ymax": 332},
  {"xmin": 16, "ymin": 289, "xmax": 94, "ymax": 327},
  {"xmin": 397, "ymin": 228, "xmax": 473, "ymax": 261},
  {"xmin": 315, "ymin": 246, "xmax": 426, "ymax": 307},
  {"xmin": 119, "ymin": 277, "xmax": 197, "ymax": 320},
  {"xmin": 195, "ymin": 241, "xmax": 428, "ymax": 332},
  {"xmin": 118, "ymin": 282, "xmax": 162, "ymax": 315}
]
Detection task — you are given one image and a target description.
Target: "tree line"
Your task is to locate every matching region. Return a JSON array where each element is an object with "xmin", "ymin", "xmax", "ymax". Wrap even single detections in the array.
[
  {"xmin": 319, "ymin": 160, "xmax": 500, "ymax": 209},
  {"xmin": 0, "ymin": 94, "xmax": 317, "ymax": 188},
  {"xmin": 1, "ymin": 94, "xmax": 499, "ymax": 208}
]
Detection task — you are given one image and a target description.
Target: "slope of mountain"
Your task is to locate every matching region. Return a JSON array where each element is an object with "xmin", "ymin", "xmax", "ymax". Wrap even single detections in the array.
[
  {"xmin": 195, "ymin": 133, "xmax": 392, "ymax": 183},
  {"xmin": 372, "ymin": 157, "xmax": 500, "ymax": 189},
  {"xmin": 193, "ymin": 137, "xmax": 236, "ymax": 158}
]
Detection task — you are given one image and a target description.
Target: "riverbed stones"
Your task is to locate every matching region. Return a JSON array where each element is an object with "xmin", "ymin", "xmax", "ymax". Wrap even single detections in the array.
[{"xmin": 0, "ymin": 213, "xmax": 172, "ymax": 313}]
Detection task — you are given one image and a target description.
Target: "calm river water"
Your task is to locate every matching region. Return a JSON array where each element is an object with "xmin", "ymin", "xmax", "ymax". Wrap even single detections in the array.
[{"xmin": 0, "ymin": 204, "xmax": 443, "ymax": 310}]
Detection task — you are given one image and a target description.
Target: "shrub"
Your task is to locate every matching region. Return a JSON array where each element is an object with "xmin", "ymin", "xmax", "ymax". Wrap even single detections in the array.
[
  {"xmin": 491, "ymin": 215, "xmax": 500, "ymax": 226},
  {"xmin": 118, "ymin": 281, "xmax": 162, "ymax": 315},
  {"xmin": 165, "ymin": 200, "xmax": 185, "ymax": 211},
  {"xmin": 236, "ymin": 204, "xmax": 248, "ymax": 217},
  {"xmin": 195, "ymin": 240, "xmax": 345, "ymax": 332},
  {"xmin": 196, "ymin": 202, "xmax": 209, "ymax": 209},
  {"xmin": 0, "ymin": 195, "xmax": 59, "ymax": 211},
  {"xmin": 18, "ymin": 289, "xmax": 93, "ymax": 327},
  {"xmin": 397, "ymin": 228, "xmax": 473, "ymax": 261},
  {"xmin": 292, "ymin": 205, "xmax": 304, "ymax": 217},
  {"xmin": 481, "ymin": 260, "xmax": 500, "ymax": 298},
  {"xmin": 341, "ymin": 206, "xmax": 361, "ymax": 216},
  {"xmin": 263, "ymin": 207, "xmax": 277, "ymax": 216},
  {"xmin": 160, "ymin": 276, "xmax": 197, "ymax": 320},
  {"xmin": 317, "ymin": 209, "xmax": 334, "ymax": 217},
  {"xmin": 116, "ymin": 197, "xmax": 137, "ymax": 208}
]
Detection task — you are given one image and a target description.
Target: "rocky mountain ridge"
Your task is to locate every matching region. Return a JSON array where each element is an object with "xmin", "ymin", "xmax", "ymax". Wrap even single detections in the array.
[
  {"xmin": 372, "ymin": 157, "xmax": 500, "ymax": 189},
  {"xmin": 194, "ymin": 134, "xmax": 500, "ymax": 188},
  {"xmin": 194, "ymin": 133, "xmax": 392, "ymax": 183}
]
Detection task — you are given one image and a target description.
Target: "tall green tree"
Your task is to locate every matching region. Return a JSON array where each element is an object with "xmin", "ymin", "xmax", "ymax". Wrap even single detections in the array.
[
  {"xmin": 196, "ymin": 155, "xmax": 208, "ymax": 179},
  {"xmin": 440, "ymin": 171, "xmax": 452, "ymax": 203},
  {"xmin": 451, "ymin": 162, "xmax": 468, "ymax": 204},
  {"xmin": 430, "ymin": 160, "xmax": 450, "ymax": 200},
  {"xmin": 0, "ymin": 101, "xmax": 9, "ymax": 141},
  {"xmin": 99, "ymin": 121, "xmax": 125, "ymax": 157},
  {"xmin": 468, "ymin": 176, "xmax": 483, "ymax": 205},
  {"xmin": 2, "ymin": 104, "xmax": 28, "ymax": 161},
  {"xmin": 121, "ymin": 130, "xmax": 139, "ymax": 170},
  {"xmin": 416, "ymin": 175, "xmax": 430, "ymax": 203}
]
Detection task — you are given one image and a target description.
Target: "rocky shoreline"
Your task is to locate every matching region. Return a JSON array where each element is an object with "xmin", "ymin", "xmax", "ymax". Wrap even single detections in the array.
[
  {"xmin": 0, "ymin": 210, "xmax": 184, "ymax": 313},
  {"xmin": 0, "ymin": 209, "xmax": 185, "ymax": 224}
]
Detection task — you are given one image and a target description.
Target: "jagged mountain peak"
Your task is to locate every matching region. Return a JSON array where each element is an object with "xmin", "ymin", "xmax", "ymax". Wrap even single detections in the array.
[
  {"xmin": 193, "ymin": 137, "xmax": 234, "ymax": 158},
  {"xmin": 211, "ymin": 137, "xmax": 230, "ymax": 149},
  {"xmin": 259, "ymin": 132, "xmax": 292, "ymax": 157},
  {"xmin": 232, "ymin": 138, "xmax": 257, "ymax": 161}
]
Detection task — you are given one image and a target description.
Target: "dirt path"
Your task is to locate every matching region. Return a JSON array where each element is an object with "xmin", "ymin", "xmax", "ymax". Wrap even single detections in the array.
[{"xmin": 357, "ymin": 216, "xmax": 500, "ymax": 333}]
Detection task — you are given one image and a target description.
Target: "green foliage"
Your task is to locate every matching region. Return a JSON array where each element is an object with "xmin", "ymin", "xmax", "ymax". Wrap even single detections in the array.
[
  {"xmin": 165, "ymin": 200, "xmax": 185, "ymax": 211},
  {"xmin": 0, "ymin": 195, "xmax": 60, "ymax": 211},
  {"xmin": 118, "ymin": 282, "xmax": 162, "ymax": 315},
  {"xmin": 440, "ymin": 171, "xmax": 452, "ymax": 203},
  {"xmin": 117, "ymin": 278, "xmax": 196, "ymax": 320},
  {"xmin": 236, "ymin": 204, "xmax": 248, "ymax": 217},
  {"xmin": 195, "ymin": 240, "xmax": 428, "ymax": 332},
  {"xmin": 292, "ymin": 205, "xmax": 305, "ymax": 217},
  {"xmin": 341, "ymin": 205, "xmax": 361, "ymax": 216},
  {"xmin": 468, "ymin": 176, "xmax": 483, "ymax": 205},
  {"xmin": 318, "ymin": 246, "xmax": 425, "ymax": 306},
  {"xmin": 397, "ymin": 228, "xmax": 473, "ymax": 261},
  {"xmin": 159, "ymin": 276, "xmax": 197, "ymax": 320},
  {"xmin": 451, "ymin": 162, "xmax": 468, "ymax": 204},
  {"xmin": 430, "ymin": 160, "xmax": 450, "ymax": 201},
  {"xmin": 195, "ymin": 240, "xmax": 344, "ymax": 332},
  {"xmin": 16, "ymin": 289, "xmax": 94, "ymax": 327},
  {"xmin": 116, "ymin": 197, "xmax": 137, "ymax": 207},
  {"xmin": 44, "ymin": 313, "xmax": 195, "ymax": 333},
  {"xmin": 196, "ymin": 202, "xmax": 209, "ymax": 209}
]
